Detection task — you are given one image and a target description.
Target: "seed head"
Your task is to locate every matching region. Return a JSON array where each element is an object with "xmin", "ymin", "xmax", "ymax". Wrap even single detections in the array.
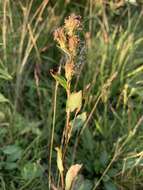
[
  {"xmin": 53, "ymin": 27, "xmax": 67, "ymax": 50},
  {"xmin": 68, "ymin": 35, "xmax": 79, "ymax": 57},
  {"xmin": 64, "ymin": 14, "xmax": 81, "ymax": 36}
]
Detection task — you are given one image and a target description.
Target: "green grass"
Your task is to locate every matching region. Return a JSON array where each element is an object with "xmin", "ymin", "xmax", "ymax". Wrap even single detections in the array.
[{"xmin": 0, "ymin": 1, "xmax": 143, "ymax": 190}]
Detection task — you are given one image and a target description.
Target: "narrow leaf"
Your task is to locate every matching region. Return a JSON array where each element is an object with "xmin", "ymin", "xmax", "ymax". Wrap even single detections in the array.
[
  {"xmin": 65, "ymin": 164, "xmax": 82, "ymax": 190},
  {"xmin": 55, "ymin": 147, "xmax": 64, "ymax": 174},
  {"xmin": 0, "ymin": 68, "xmax": 12, "ymax": 80},
  {"xmin": 94, "ymin": 119, "xmax": 103, "ymax": 135},
  {"xmin": 0, "ymin": 93, "xmax": 9, "ymax": 103},
  {"xmin": 51, "ymin": 73, "xmax": 67, "ymax": 90}
]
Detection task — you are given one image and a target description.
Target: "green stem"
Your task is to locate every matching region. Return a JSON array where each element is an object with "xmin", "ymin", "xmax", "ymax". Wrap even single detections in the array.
[{"xmin": 48, "ymin": 65, "xmax": 61, "ymax": 189}]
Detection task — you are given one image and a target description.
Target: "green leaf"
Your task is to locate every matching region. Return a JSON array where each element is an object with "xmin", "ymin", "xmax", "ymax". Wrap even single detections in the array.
[
  {"xmin": 20, "ymin": 121, "xmax": 42, "ymax": 136},
  {"xmin": 0, "ymin": 93, "xmax": 9, "ymax": 103},
  {"xmin": 51, "ymin": 73, "xmax": 67, "ymax": 90},
  {"xmin": 104, "ymin": 181, "xmax": 118, "ymax": 190},
  {"xmin": 0, "ymin": 127, "xmax": 7, "ymax": 136},
  {"xmin": 107, "ymin": 169, "xmax": 118, "ymax": 177},
  {"xmin": 0, "ymin": 161, "xmax": 4, "ymax": 170},
  {"xmin": 103, "ymin": 175, "xmax": 110, "ymax": 182},
  {"xmin": 66, "ymin": 91, "xmax": 82, "ymax": 112},
  {"xmin": 4, "ymin": 162, "xmax": 17, "ymax": 170},
  {"xmin": 21, "ymin": 163, "xmax": 43, "ymax": 180},
  {"xmin": 70, "ymin": 112, "xmax": 87, "ymax": 133},
  {"xmin": 82, "ymin": 128, "xmax": 94, "ymax": 153},
  {"xmin": 7, "ymin": 149, "xmax": 22, "ymax": 162},
  {"xmin": 2, "ymin": 144, "xmax": 22, "ymax": 155},
  {"xmin": 78, "ymin": 180, "xmax": 93, "ymax": 190},
  {"xmin": 0, "ymin": 111, "xmax": 5, "ymax": 121},
  {"xmin": 94, "ymin": 119, "xmax": 103, "ymax": 135},
  {"xmin": 0, "ymin": 68, "xmax": 12, "ymax": 81},
  {"xmin": 72, "ymin": 175, "xmax": 93, "ymax": 190},
  {"xmin": 2, "ymin": 144, "xmax": 22, "ymax": 162},
  {"xmin": 100, "ymin": 150, "xmax": 108, "ymax": 167}
]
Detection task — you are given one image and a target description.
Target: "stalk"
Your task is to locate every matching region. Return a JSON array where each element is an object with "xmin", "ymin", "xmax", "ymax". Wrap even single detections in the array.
[{"xmin": 52, "ymin": 14, "xmax": 83, "ymax": 189}]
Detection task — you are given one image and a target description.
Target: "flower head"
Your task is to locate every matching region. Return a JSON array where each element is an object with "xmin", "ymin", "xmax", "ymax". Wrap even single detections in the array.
[
  {"xmin": 53, "ymin": 14, "xmax": 82, "ymax": 77},
  {"xmin": 64, "ymin": 14, "xmax": 81, "ymax": 36},
  {"xmin": 53, "ymin": 27, "xmax": 67, "ymax": 50}
]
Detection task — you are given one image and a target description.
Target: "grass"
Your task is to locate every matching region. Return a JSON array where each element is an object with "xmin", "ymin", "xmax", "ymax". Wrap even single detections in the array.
[{"xmin": 0, "ymin": 1, "xmax": 143, "ymax": 190}]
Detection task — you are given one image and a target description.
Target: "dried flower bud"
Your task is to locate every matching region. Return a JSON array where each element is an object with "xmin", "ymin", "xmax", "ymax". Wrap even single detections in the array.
[
  {"xmin": 64, "ymin": 14, "xmax": 81, "ymax": 36},
  {"xmin": 53, "ymin": 27, "xmax": 67, "ymax": 50},
  {"xmin": 65, "ymin": 61, "xmax": 74, "ymax": 81},
  {"xmin": 68, "ymin": 36, "xmax": 79, "ymax": 57}
]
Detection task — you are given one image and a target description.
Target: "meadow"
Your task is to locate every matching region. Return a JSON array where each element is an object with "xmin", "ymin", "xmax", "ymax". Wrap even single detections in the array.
[{"xmin": 0, "ymin": 1, "xmax": 143, "ymax": 190}]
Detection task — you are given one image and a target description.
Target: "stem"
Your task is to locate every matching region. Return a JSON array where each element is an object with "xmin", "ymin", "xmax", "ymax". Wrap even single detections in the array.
[
  {"xmin": 61, "ymin": 172, "xmax": 64, "ymax": 190},
  {"xmin": 93, "ymin": 154, "xmax": 117, "ymax": 190},
  {"xmin": 63, "ymin": 111, "xmax": 78, "ymax": 161},
  {"xmin": 72, "ymin": 93, "xmax": 102, "ymax": 162},
  {"xmin": 64, "ymin": 81, "xmax": 71, "ymax": 149},
  {"xmin": 61, "ymin": 80, "xmax": 71, "ymax": 147},
  {"xmin": 48, "ymin": 65, "xmax": 61, "ymax": 190}
]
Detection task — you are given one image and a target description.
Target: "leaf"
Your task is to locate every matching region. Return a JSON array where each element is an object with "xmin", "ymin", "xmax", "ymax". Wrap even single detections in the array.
[
  {"xmin": 100, "ymin": 150, "xmax": 108, "ymax": 167},
  {"xmin": 4, "ymin": 162, "xmax": 17, "ymax": 170},
  {"xmin": 107, "ymin": 169, "xmax": 118, "ymax": 177},
  {"xmin": 0, "ymin": 111, "xmax": 5, "ymax": 121},
  {"xmin": 78, "ymin": 180, "xmax": 93, "ymax": 190},
  {"xmin": 2, "ymin": 144, "xmax": 22, "ymax": 155},
  {"xmin": 72, "ymin": 175, "xmax": 93, "ymax": 190},
  {"xmin": 0, "ymin": 93, "xmax": 9, "ymax": 103},
  {"xmin": 0, "ymin": 127, "xmax": 7, "ymax": 136},
  {"xmin": 103, "ymin": 174, "xmax": 110, "ymax": 182},
  {"xmin": 0, "ymin": 161, "xmax": 4, "ymax": 170},
  {"xmin": 94, "ymin": 119, "xmax": 103, "ymax": 135},
  {"xmin": 4, "ymin": 162, "xmax": 18, "ymax": 170},
  {"xmin": 7, "ymin": 149, "xmax": 22, "ymax": 162},
  {"xmin": 20, "ymin": 121, "xmax": 42, "ymax": 136},
  {"xmin": 55, "ymin": 147, "xmax": 64, "ymax": 174},
  {"xmin": 65, "ymin": 164, "xmax": 82, "ymax": 190},
  {"xmin": 66, "ymin": 91, "xmax": 82, "ymax": 112},
  {"xmin": 51, "ymin": 73, "xmax": 67, "ymax": 90},
  {"xmin": 0, "ymin": 68, "xmax": 12, "ymax": 80},
  {"xmin": 82, "ymin": 128, "xmax": 94, "ymax": 153},
  {"xmin": 70, "ymin": 112, "xmax": 87, "ymax": 133},
  {"xmin": 21, "ymin": 163, "xmax": 43, "ymax": 180},
  {"xmin": 104, "ymin": 181, "xmax": 118, "ymax": 190},
  {"xmin": 2, "ymin": 144, "xmax": 22, "ymax": 162}
]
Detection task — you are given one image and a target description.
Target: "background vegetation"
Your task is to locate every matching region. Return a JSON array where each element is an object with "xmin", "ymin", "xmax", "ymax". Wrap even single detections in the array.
[{"xmin": 0, "ymin": 0, "xmax": 143, "ymax": 189}]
